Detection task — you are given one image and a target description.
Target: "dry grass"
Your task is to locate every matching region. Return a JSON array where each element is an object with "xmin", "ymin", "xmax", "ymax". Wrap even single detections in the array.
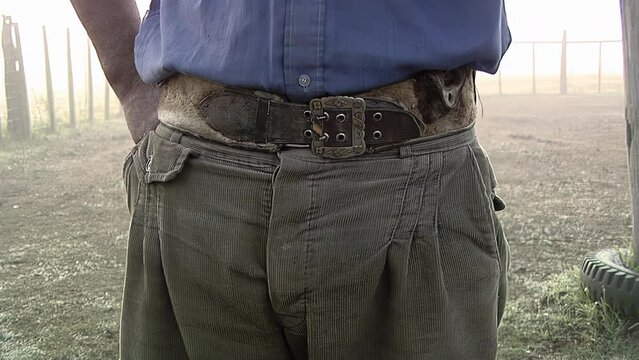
[
  {"xmin": 498, "ymin": 268, "xmax": 639, "ymax": 360},
  {"xmin": 476, "ymin": 94, "xmax": 638, "ymax": 359}
]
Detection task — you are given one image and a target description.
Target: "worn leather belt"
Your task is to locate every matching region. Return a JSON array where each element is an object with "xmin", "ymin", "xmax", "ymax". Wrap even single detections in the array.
[
  {"xmin": 197, "ymin": 90, "xmax": 427, "ymax": 158},
  {"xmin": 159, "ymin": 69, "xmax": 476, "ymax": 158}
]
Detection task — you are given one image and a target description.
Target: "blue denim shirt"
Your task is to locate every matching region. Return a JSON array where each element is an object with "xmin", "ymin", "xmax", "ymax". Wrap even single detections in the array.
[{"xmin": 135, "ymin": 0, "xmax": 510, "ymax": 102}]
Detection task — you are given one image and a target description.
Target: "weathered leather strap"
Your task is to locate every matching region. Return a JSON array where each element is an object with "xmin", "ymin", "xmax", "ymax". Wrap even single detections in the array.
[
  {"xmin": 197, "ymin": 89, "xmax": 424, "ymax": 148},
  {"xmin": 157, "ymin": 68, "xmax": 476, "ymax": 153}
]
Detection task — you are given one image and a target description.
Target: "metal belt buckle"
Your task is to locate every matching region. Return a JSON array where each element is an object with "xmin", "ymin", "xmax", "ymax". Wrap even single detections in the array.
[{"xmin": 309, "ymin": 96, "xmax": 366, "ymax": 159}]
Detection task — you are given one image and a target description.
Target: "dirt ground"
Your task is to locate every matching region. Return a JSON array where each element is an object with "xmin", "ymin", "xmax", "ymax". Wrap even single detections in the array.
[
  {"xmin": 478, "ymin": 95, "xmax": 631, "ymax": 297},
  {"xmin": 0, "ymin": 94, "xmax": 632, "ymax": 359}
]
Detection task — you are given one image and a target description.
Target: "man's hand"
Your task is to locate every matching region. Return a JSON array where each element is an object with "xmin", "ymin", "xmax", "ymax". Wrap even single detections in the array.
[
  {"xmin": 120, "ymin": 83, "xmax": 160, "ymax": 143},
  {"xmin": 70, "ymin": 0, "xmax": 159, "ymax": 143}
]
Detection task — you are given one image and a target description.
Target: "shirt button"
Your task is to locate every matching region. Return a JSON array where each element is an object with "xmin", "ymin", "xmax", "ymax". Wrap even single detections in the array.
[{"xmin": 298, "ymin": 74, "xmax": 311, "ymax": 87}]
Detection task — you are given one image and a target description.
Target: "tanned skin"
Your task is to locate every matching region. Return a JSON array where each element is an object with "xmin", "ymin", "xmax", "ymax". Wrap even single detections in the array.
[{"xmin": 70, "ymin": 0, "xmax": 158, "ymax": 143}]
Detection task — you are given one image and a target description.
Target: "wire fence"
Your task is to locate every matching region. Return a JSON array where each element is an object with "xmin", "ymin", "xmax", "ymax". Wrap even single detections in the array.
[{"xmin": 477, "ymin": 32, "xmax": 624, "ymax": 95}]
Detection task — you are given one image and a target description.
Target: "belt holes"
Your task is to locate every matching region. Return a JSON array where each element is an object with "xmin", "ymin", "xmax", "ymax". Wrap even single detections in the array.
[
  {"xmin": 372, "ymin": 130, "xmax": 383, "ymax": 140},
  {"xmin": 303, "ymin": 129, "xmax": 313, "ymax": 138},
  {"xmin": 303, "ymin": 110, "xmax": 312, "ymax": 118},
  {"xmin": 336, "ymin": 113, "xmax": 346, "ymax": 122},
  {"xmin": 373, "ymin": 112, "xmax": 383, "ymax": 121},
  {"xmin": 336, "ymin": 133, "xmax": 347, "ymax": 142}
]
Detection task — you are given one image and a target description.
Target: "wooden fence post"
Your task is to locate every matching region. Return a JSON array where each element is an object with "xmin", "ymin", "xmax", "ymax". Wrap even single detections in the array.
[
  {"xmin": 532, "ymin": 42, "xmax": 537, "ymax": 95},
  {"xmin": 598, "ymin": 41, "xmax": 603, "ymax": 94},
  {"xmin": 560, "ymin": 31, "xmax": 568, "ymax": 95},
  {"xmin": 621, "ymin": 0, "xmax": 639, "ymax": 265},
  {"xmin": 87, "ymin": 39, "xmax": 94, "ymax": 123},
  {"xmin": 67, "ymin": 28, "xmax": 76, "ymax": 128},
  {"xmin": 104, "ymin": 82, "xmax": 110, "ymax": 121},
  {"xmin": 0, "ymin": 93, "xmax": 3, "ymax": 143},
  {"xmin": 43, "ymin": 26, "xmax": 55, "ymax": 132},
  {"xmin": 2, "ymin": 16, "xmax": 31, "ymax": 139},
  {"xmin": 0, "ymin": 99, "xmax": 3, "ymax": 143}
]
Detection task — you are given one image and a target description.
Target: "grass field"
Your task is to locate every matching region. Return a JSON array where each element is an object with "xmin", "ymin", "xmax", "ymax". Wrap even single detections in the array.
[{"xmin": 0, "ymin": 94, "xmax": 638, "ymax": 359}]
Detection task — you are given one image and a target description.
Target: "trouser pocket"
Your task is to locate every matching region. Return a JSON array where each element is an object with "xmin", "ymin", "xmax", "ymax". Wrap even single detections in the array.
[
  {"xmin": 120, "ymin": 130, "xmax": 195, "ymax": 360},
  {"xmin": 122, "ymin": 130, "xmax": 196, "ymax": 214},
  {"xmin": 467, "ymin": 143, "xmax": 507, "ymax": 259},
  {"xmin": 132, "ymin": 131, "xmax": 194, "ymax": 185},
  {"xmin": 467, "ymin": 142, "xmax": 510, "ymax": 324},
  {"xmin": 122, "ymin": 146, "xmax": 139, "ymax": 214}
]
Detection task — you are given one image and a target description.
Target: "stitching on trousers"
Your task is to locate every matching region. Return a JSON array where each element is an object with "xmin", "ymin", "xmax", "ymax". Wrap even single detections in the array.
[
  {"xmin": 433, "ymin": 152, "xmax": 444, "ymax": 246},
  {"xmin": 387, "ymin": 156, "xmax": 415, "ymax": 244},
  {"xmin": 467, "ymin": 145, "xmax": 500, "ymax": 265},
  {"xmin": 300, "ymin": 172, "xmax": 316, "ymax": 329},
  {"xmin": 406, "ymin": 155, "xmax": 433, "ymax": 238}
]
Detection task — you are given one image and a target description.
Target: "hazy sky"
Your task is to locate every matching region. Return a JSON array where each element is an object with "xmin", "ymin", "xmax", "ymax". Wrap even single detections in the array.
[{"xmin": 0, "ymin": 0, "xmax": 626, "ymax": 97}]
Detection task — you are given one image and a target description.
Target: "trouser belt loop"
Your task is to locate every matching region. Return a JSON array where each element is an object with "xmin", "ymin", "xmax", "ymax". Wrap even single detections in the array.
[
  {"xmin": 399, "ymin": 145, "xmax": 412, "ymax": 159},
  {"xmin": 169, "ymin": 131, "xmax": 183, "ymax": 143},
  {"xmin": 255, "ymin": 97, "xmax": 270, "ymax": 144}
]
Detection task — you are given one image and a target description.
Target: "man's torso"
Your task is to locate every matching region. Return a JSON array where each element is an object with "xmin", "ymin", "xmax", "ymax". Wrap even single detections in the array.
[{"xmin": 135, "ymin": 0, "xmax": 510, "ymax": 103}]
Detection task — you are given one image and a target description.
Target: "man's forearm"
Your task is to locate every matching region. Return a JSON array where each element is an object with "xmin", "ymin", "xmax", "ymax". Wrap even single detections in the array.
[
  {"xmin": 70, "ymin": 0, "xmax": 159, "ymax": 142},
  {"xmin": 70, "ymin": 0, "xmax": 144, "ymax": 99}
]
